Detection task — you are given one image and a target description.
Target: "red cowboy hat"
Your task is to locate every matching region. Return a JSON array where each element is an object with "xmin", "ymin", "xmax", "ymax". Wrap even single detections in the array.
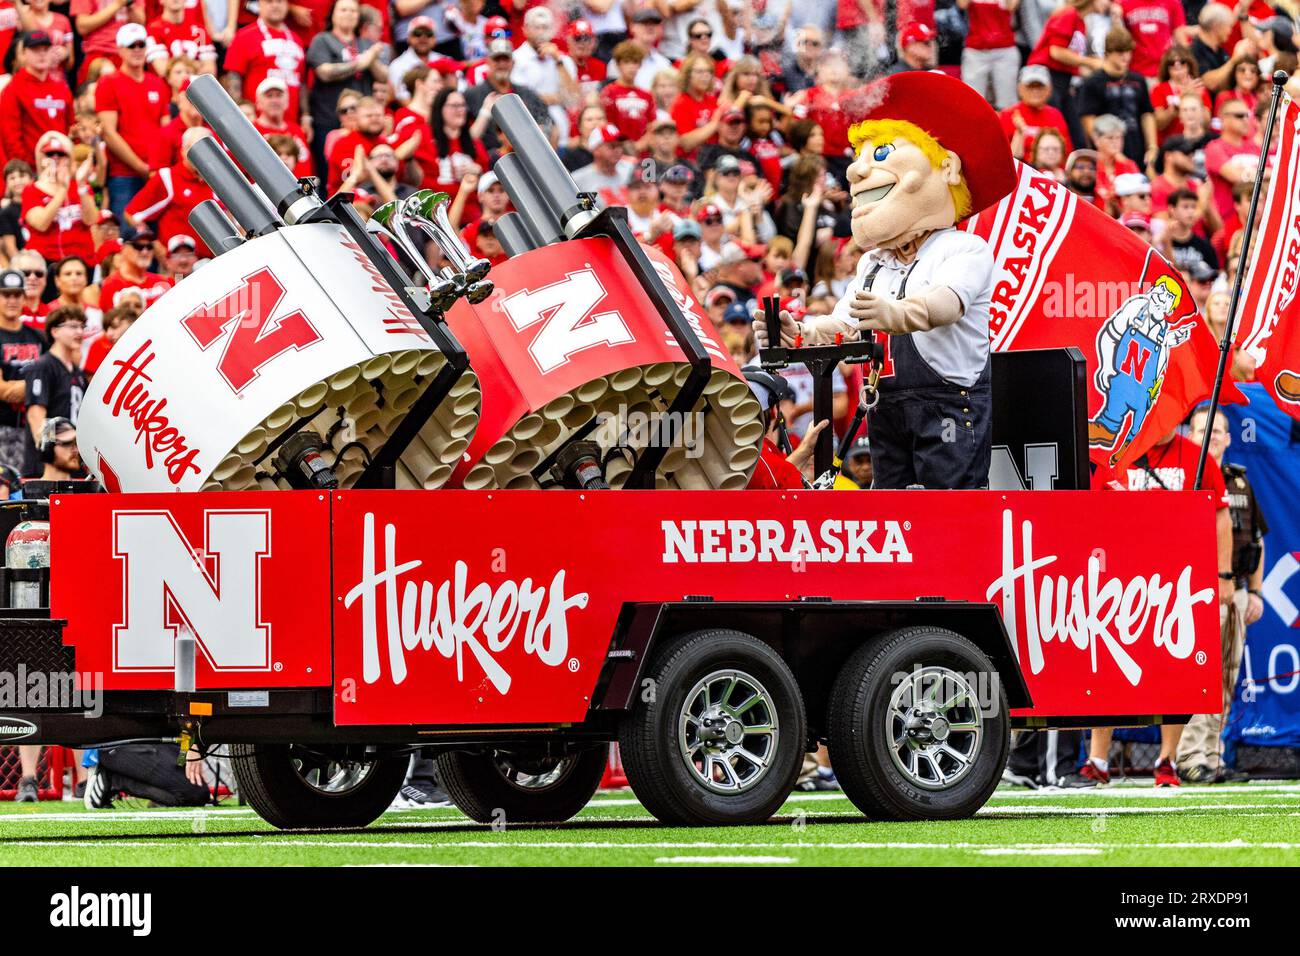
[{"xmin": 846, "ymin": 71, "xmax": 1016, "ymax": 218}]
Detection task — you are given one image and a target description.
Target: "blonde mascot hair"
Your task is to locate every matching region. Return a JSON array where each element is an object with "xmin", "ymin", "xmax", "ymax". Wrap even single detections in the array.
[{"xmin": 848, "ymin": 118, "xmax": 973, "ymax": 219}]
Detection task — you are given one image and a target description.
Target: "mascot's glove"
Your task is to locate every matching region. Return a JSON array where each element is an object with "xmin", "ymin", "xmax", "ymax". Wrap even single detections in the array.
[
  {"xmin": 752, "ymin": 307, "xmax": 802, "ymax": 348},
  {"xmin": 848, "ymin": 286, "xmax": 964, "ymax": 334}
]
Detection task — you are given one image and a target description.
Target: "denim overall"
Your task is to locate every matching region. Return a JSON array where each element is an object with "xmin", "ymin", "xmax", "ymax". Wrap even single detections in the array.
[{"xmin": 860, "ymin": 259, "xmax": 993, "ymax": 489}]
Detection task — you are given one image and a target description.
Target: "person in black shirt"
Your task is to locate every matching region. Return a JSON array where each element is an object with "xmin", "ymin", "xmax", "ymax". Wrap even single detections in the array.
[
  {"xmin": 25, "ymin": 306, "xmax": 87, "ymax": 447},
  {"xmin": 0, "ymin": 268, "xmax": 45, "ymax": 476},
  {"xmin": 1166, "ymin": 187, "xmax": 1219, "ymax": 275},
  {"xmin": 1078, "ymin": 27, "xmax": 1156, "ymax": 167},
  {"xmin": 0, "ymin": 159, "xmax": 33, "ymax": 264},
  {"xmin": 1191, "ymin": 4, "xmax": 1250, "ymax": 94}
]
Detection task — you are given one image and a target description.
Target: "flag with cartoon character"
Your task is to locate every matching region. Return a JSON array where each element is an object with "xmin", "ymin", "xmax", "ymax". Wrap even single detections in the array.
[{"xmin": 965, "ymin": 162, "xmax": 1243, "ymax": 479}]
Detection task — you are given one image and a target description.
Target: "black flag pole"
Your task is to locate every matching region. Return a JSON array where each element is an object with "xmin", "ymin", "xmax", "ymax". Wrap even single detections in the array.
[{"xmin": 1194, "ymin": 70, "xmax": 1289, "ymax": 490}]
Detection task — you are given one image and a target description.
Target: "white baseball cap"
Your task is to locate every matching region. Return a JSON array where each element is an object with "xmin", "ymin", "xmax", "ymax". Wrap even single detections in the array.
[
  {"xmin": 256, "ymin": 76, "xmax": 288, "ymax": 96},
  {"xmin": 116, "ymin": 23, "xmax": 148, "ymax": 47}
]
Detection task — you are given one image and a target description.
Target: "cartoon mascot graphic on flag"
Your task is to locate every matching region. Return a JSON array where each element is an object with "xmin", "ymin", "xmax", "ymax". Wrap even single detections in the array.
[{"xmin": 1087, "ymin": 260, "xmax": 1197, "ymax": 458}]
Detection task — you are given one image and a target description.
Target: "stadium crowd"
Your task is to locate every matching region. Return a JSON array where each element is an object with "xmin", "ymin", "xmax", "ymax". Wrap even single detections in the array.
[{"xmin": 0, "ymin": 0, "xmax": 1285, "ymax": 801}]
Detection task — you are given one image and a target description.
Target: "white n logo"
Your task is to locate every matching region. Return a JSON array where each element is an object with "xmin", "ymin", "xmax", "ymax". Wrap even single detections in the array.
[
  {"xmin": 499, "ymin": 268, "xmax": 635, "ymax": 373},
  {"xmin": 113, "ymin": 510, "xmax": 271, "ymax": 671}
]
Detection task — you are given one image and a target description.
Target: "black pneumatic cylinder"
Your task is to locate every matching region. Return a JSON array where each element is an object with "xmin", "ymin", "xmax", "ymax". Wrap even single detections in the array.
[
  {"xmin": 187, "ymin": 138, "xmax": 281, "ymax": 237},
  {"xmin": 185, "ymin": 74, "xmax": 321, "ymax": 223},
  {"xmin": 189, "ymin": 200, "xmax": 245, "ymax": 255}
]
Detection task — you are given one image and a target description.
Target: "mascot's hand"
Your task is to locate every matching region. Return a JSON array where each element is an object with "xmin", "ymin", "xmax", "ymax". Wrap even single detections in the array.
[
  {"xmin": 752, "ymin": 307, "xmax": 801, "ymax": 348},
  {"xmin": 849, "ymin": 287, "xmax": 963, "ymax": 334}
]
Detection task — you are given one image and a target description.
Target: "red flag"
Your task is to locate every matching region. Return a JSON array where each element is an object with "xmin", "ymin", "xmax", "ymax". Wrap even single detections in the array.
[
  {"xmin": 966, "ymin": 162, "xmax": 1242, "ymax": 478},
  {"xmin": 1235, "ymin": 91, "xmax": 1300, "ymax": 416}
]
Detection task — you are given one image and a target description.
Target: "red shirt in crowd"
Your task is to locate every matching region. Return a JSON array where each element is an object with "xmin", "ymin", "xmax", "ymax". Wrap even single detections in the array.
[
  {"xmin": 0, "ymin": 68, "xmax": 72, "ymax": 166},
  {"xmin": 1205, "ymin": 138, "xmax": 1261, "ymax": 220},
  {"xmin": 95, "ymin": 68, "xmax": 170, "ymax": 177},
  {"xmin": 804, "ymin": 86, "xmax": 853, "ymax": 161},
  {"xmin": 746, "ymin": 135, "xmax": 784, "ymax": 192},
  {"xmin": 1095, "ymin": 153, "xmax": 1140, "ymax": 210},
  {"xmin": 0, "ymin": 4, "xmax": 19, "ymax": 74},
  {"xmin": 1106, "ymin": 434, "xmax": 1229, "ymax": 509},
  {"xmin": 1121, "ymin": 0, "xmax": 1185, "ymax": 77},
  {"xmin": 671, "ymin": 91, "xmax": 717, "ymax": 139},
  {"xmin": 140, "ymin": 0, "xmax": 205, "ymax": 27},
  {"xmin": 1150, "ymin": 81, "xmax": 1212, "ymax": 143},
  {"xmin": 965, "ymin": 0, "xmax": 1015, "ymax": 50},
  {"xmin": 125, "ymin": 161, "xmax": 215, "ymax": 257},
  {"xmin": 1027, "ymin": 6, "xmax": 1089, "ymax": 76},
  {"xmin": 21, "ymin": 182, "xmax": 95, "ymax": 262},
  {"xmin": 999, "ymin": 101, "xmax": 1072, "ymax": 157},
  {"xmin": 70, "ymin": 0, "xmax": 135, "ymax": 64},
  {"xmin": 326, "ymin": 128, "xmax": 383, "ymax": 193},
  {"xmin": 146, "ymin": 17, "xmax": 216, "ymax": 66},
  {"xmin": 149, "ymin": 114, "xmax": 196, "ymax": 171},
  {"xmin": 224, "ymin": 20, "xmax": 307, "ymax": 119},
  {"xmin": 746, "ymin": 438, "xmax": 804, "ymax": 489},
  {"xmin": 599, "ymin": 82, "xmax": 656, "ymax": 143},
  {"xmin": 100, "ymin": 269, "xmax": 173, "ymax": 311},
  {"xmin": 254, "ymin": 117, "xmax": 313, "ymax": 178},
  {"xmin": 570, "ymin": 55, "xmax": 607, "ymax": 102},
  {"xmin": 461, "ymin": 219, "xmax": 508, "ymax": 266}
]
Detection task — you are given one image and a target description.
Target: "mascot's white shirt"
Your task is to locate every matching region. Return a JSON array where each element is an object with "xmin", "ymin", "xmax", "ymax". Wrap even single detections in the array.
[{"xmin": 831, "ymin": 227, "xmax": 995, "ymax": 388}]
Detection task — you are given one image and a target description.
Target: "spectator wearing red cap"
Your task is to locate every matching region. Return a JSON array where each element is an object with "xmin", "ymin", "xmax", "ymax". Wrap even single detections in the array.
[
  {"xmin": 572, "ymin": 123, "xmax": 632, "ymax": 200},
  {"xmin": 253, "ymin": 76, "xmax": 312, "ymax": 179},
  {"xmin": 16, "ymin": 0, "xmax": 74, "ymax": 70},
  {"xmin": 888, "ymin": 21, "xmax": 938, "ymax": 74},
  {"xmin": 0, "ymin": 31, "xmax": 72, "ymax": 168},
  {"xmin": 146, "ymin": 0, "xmax": 215, "ymax": 76},
  {"xmin": 223, "ymin": 0, "xmax": 307, "ymax": 120},
  {"xmin": 695, "ymin": 106, "xmax": 761, "ymax": 180},
  {"xmin": 305, "ymin": 0, "xmax": 390, "ymax": 178},
  {"xmin": 125, "ymin": 126, "xmax": 215, "ymax": 258},
  {"xmin": 99, "ymin": 225, "xmax": 172, "ymax": 312},
  {"xmin": 599, "ymin": 41, "xmax": 656, "ymax": 145},
  {"xmin": 389, "ymin": 14, "xmax": 441, "ymax": 102},
  {"xmin": 695, "ymin": 201, "xmax": 729, "ymax": 270},
  {"xmin": 566, "ymin": 19, "xmax": 607, "ymax": 104},
  {"xmin": 464, "ymin": 38, "xmax": 552, "ymax": 154},
  {"xmin": 95, "ymin": 23, "xmax": 169, "ymax": 224},
  {"xmin": 22, "ymin": 131, "xmax": 97, "ymax": 264},
  {"xmin": 71, "ymin": 0, "xmax": 145, "ymax": 82},
  {"xmin": 958, "ymin": 0, "xmax": 1020, "ymax": 110}
]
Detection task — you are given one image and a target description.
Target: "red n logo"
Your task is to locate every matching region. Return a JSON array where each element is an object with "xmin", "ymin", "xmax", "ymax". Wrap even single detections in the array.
[
  {"xmin": 1119, "ymin": 339, "xmax": 1151, "ymax": 380},
  {"xmin": 182, "ymin": 267, "xmax": 321, "ymax": 394}
]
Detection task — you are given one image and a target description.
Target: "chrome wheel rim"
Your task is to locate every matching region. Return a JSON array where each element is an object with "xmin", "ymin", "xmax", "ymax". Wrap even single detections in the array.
[
  {"xmin": 290, "ymin": 749, "xmax": 377, "ymax": 795},
  {"xmin": 493, "ymin": 752, "xmax": 579, "ymax": 792},
  {"xmin": 886, "ymin": 666, "xmax": 983, "ymax": 791},
  {"xmin": 679, "ymin": 669, "xmax": 779, "ymax": 794}
]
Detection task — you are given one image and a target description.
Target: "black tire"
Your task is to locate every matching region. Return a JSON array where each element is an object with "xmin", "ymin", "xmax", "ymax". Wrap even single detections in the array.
[
  {"xmin": 435, "ymin": 746, "xmax": 607, "ymax": 823},
  {"xmin": 827, "ymin": 626, "xmax": 1010, "ymax": 821},
  {"xmin": 619, "ymin": 628, "xmax": 806, "ymax": 826},
  {"xmin": 229, "ymin": 743, "xmax": 408, "ymax": 830}
]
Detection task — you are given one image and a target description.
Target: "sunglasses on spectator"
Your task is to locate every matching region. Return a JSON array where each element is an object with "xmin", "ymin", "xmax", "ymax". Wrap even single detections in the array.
[
  {"xmin": 338, "ymin": 103, "xmax": 357, "ymax": 114},
  {"xmin": 722, "ymin": 117, "xmax": 744, "ymax": 125},
  {"xmin": 22, "ymin": 269, "xmax": 44, "ymax": 278},
  {"xmin": 702, "ymin": 215, "xmax": 723, "ymax": 225},
  {"xmin": 126, "ymin": 41, "xmax": 147, "ymax": 50},
  {"xmin": 410, "ymin": 29, "xmax": 433, "ymax": 38},
  {"xmin": 1224, "ymin": 111, "xmax": 1250, "ymax": 119},
  {"xmin": 131, "ymin": 241, "xmax": 154, "ymax": 251},
  {"xmin": 691, "ymin": 30, "xmax": 712, "ymax": 39},
  {"xmin": 43, "ymin": 150, "xmax": 68, "ymax": 159}
]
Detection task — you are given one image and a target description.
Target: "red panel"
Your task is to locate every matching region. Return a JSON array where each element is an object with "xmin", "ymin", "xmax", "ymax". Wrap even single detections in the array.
[
  {"xmin": 329, "ymin": 490, "xmax": 1222, "ymax": 726},
  {"xmin": 51, "ymin": 490, "xmax": 333, "ymax": 689}
]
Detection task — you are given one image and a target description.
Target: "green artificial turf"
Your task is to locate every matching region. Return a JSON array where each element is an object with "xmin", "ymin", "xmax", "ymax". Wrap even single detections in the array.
[{"xmin": 2, "ymin": 781, "xmax": 1298, "ymax": 867}]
